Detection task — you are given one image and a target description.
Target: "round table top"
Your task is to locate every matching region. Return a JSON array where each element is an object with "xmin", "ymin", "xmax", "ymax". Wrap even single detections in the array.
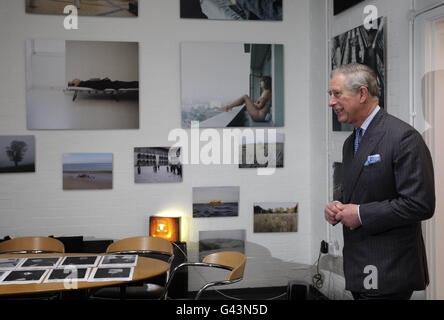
[{"xmin": 0, "ymin": 253, "xmax": 170, "ymax": 296}]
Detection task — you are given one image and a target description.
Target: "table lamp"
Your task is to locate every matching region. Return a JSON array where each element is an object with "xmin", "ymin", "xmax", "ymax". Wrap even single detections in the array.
[{"xmin": 149, "ymin": 216, "xmax": 181, "ymax": 242}]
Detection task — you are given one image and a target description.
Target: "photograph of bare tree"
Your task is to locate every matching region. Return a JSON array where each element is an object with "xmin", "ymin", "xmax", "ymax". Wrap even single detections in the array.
[{"xmin": 0, "ymin": 136, "xmax": 35, "ymax": 173}]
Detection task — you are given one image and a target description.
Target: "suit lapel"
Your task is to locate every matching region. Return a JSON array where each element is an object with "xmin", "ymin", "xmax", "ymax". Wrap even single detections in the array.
[{"xmin": 343, "ymin": 109, "xmax": 387, "ymax": 204}]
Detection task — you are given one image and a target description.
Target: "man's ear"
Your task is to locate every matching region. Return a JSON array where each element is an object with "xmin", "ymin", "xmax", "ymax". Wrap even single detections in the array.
[{"xmin": 359, "ymin": 86, "xmax": 369, "ymax": 103}]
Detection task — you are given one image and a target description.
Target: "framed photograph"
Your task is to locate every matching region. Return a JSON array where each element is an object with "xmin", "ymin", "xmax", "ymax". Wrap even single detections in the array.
[
  {"xmin": 63, "ymin": 153, "xmax": 113, "ymax": 190},
  {"xmin": 333, "ymin": 0, "xmax": 364, "ymax": 15},
  {"xmin": 99, "ymin": 255, "xmax": 138, "ymax": 268},
  {"xmin": 181, "ymin": 42, "xmax": 284, "ymax": 128},
  {"xmin": 0, "ymin": 136, "xmax": 35, "ymax": 173},
  {"xmin": 331, "ymin": 17, "xmax": 386, "ymax": 131},
  {"xmin": 199, "ymin": 229, "xmax": 246, "ymax": 261},
  {"xmin": 180, "ymin": 0, "xmax": 282, "ymax": 21},
  {"xmin": 26, "ymin": 39, "xmax": 139, "ymax": 130},
  {"xmin": 0, "ymin": 258, "xmax": 24, "ymax": 270},
  {"xmin": 134, "ymin": 147, "xmax": 182, "ymax": 183},
  {"xmin": 239, "ymin": 132, "xmax": 284, "ymax": 168},
  {"xmin": 17, "ymin": 257, "xmax": 62, "ymax": 270},
  {"xmin": 60, "ymin": 256, "xmax": 101, "ymax": 268},
  {"xmin": 26, "ymin": 0, "xmax": 138, "ymax": 17},
  {"xmin": 254, "ymin": 202, "xmax": 298, "ymax": 233},
  {"xmin": 193, "ymin": 186, "xmax": 240, "ymax": 218},
  {"xmin": 44, "ymin": 268, "xmax": 90, "ymax": 283},
  {"xmin": 1, "ymin": 269, "xmax": 49, "ymax": 285},
  {"xmin": 88, "ymin": 267, "xmax": 134, "ymax": 282}
]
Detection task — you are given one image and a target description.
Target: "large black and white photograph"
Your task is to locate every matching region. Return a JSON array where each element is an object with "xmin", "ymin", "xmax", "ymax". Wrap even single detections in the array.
[
  {"xmin": 193, "ymin": 186, "xmax": 240, "ymax": 218},
  {"xmin": 134, "ymin": 147, "xmax": 182, "ymax": 183},
  {"xmin": 180, "ymin": 0, "xmax": 282, "ymax": 21},
  {"xmin": 44, "ymin": 268, "xmax": 90, "ymax": 283},
  {"xmin": 331, "ymin": 16, "xmax": 386, "ymax": 131},
  {"xmin": 26, "ymin": 39, "xmax": 139, "ymax": 130},
  {"xmin": 181, "ymin": 42, "xmax": 284, "ymax": 128},
  {"xmin": 89, "ymin": 267, "xmax": 134, "ymax": 282},
  {"xmin": 1, "ymin": 269, "xmax": 49, "ymax": 285},
  {"xmin": 239, "ymin": 132, "xmax": 284, "ymax": 168},
  {"xmin": 26, "ymin": 0, "xmax": 138, "ymax": 17},
  {"xmin": 0, "ymin": 136, "xmax": 35, "ymax": 174},
  {"xmin": 199, "ymin": 229, "xmax": 246, "ymax": 261}
]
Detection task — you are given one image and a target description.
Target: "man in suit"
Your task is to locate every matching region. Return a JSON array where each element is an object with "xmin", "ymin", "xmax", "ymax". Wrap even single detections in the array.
[{"xmin": 324, "ymin": 63, "xmax": 435, "ymax": 300}]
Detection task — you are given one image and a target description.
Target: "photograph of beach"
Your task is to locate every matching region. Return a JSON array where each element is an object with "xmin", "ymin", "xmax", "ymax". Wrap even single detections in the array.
[
  {"xmin": 199, "ymin": 229, "xmax": 246, "ymax": 261},
  {"xmin": 63, "ymin": 153, "xmax": 113, "ymax": 190},
  {"xmin": 193, "ymin": 186, "xmax": 239, "ymax": 218},
  {"xmin": 254, "ymin": 202, "xmax": 298, "ymax": 233}
]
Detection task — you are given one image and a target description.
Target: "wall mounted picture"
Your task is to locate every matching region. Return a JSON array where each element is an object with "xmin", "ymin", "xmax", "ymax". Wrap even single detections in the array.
[
  {"xmin": 181, "ymin": 42, "xmax": 284, "ymax": 128},
  {"xmin": 331, "ymin": 17, "xmax": 386, "ymax": 131},
  {"xmin": 193, "ymin": 186, "xmax": 239, "ymax": 218},
  {"xmin": 254, "ymin": 202, "xmax": 298, "ymax": 233},
  {"xmin": 63, "ymin": 153, "xmax": 113, "ymax": 190},
  {"xmin": 0, "ymin": 136, "xmax": 35, "ymax": 174},
  {"xmin": 26, "ymin": 0, "xmax": 138, "ymax": 17},
  {"xmin": 134, "ymin": 147, "xmax": 182, "ymax": 183},
  {"xmin": 239, "ymin": 132, "xmax": 284, "ymax": 168},
  {"xmin": 180, "ymin": 0, "xmax": 282, "ymax": 21},
  {"xmin": 333, "ymin": 0, "xmax": 364, "ymax": 15},
  {"xmin": 26, "ymin": 39, "xmax": 139, "ymax": 130},
  {"xmin": 199, "ymin": 229, "xmax": 246, "ymax": 261}
]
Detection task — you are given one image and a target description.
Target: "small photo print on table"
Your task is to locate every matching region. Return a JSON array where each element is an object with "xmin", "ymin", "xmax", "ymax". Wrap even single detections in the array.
[
  {"xmin": 44, "ymin": 268, "xmax": 90, "ymax": 283},
  {"xmin": 0, "ymin": 271, "xmax": 11, "ymax": 282},
  {"xmin": 18, "ymin": 257, "xmax": 62, "ymax": 269},
  {"xmin": 60, "ymin": 256, "xmax": 101, "ymax": 268},
  {"xmin": 0, "ymin": 258, "xmax": 24, "ymax": 270},
  {"xmin": 1, "ymin": 269, "xmax": 49, "ymax": 285},
  {"xmin": 89, "ymin": 267, "xmax": 134, "ymax": 282},
  {"xmin": 99, "ymin": 255, "xmax": 138, "ymax": 267}
]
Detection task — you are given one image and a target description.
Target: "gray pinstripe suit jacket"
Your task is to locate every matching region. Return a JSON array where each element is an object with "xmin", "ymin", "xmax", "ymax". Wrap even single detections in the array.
[{"xmin": 338, "ymin": 109, "xmax": 435, "ymax": 294}]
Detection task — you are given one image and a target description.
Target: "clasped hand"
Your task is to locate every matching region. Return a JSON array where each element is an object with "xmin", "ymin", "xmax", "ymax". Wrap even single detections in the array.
[{"xmin": 324, "ymin": 202, "xmax": 361, "ymax": 230}]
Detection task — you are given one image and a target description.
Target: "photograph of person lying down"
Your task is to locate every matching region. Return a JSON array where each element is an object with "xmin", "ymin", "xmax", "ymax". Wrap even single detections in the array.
[
  {"xmin": 26, "ymin": 39, "xmax": 139, "ymax": 130},
  {"xmin": 26, "ymin": 0, "xmax": 138, "ymax": 17},
  {"xmin": 180, "ymin": 0, "xmax": 282, "ymax": 21},
  {"xmin": 181, "ymin": 42, "xmax": 284, "ymax": 128},
  {"xmin": 66, "ymin": 78, "xmax": 139, "ymax": 101}
]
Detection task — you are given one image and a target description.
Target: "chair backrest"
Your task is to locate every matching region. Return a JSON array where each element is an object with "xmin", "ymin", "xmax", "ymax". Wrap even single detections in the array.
[
  {"xmin": 202, "ymin": 251, "xmax": 246, "ymax": 281},
  {"xmin": 106, "ymin": 236, "xmax": 173, "ymax": 256},
  {"xmin": 0, "ymin": 236, "xmax": 65, "ymax": 254}
]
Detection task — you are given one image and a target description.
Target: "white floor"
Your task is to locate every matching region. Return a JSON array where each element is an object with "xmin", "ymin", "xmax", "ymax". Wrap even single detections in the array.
[{"xmin": 26, "ymin": 88, "xmax": 139, "ymax": 130}]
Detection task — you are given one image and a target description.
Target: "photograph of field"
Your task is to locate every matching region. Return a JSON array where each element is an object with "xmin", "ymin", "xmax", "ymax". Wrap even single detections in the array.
[
  {"xmin": 26, "ymin": 0, "xmax": 138, "ymax": 17},
  {"xmin": 193, "ymin": 186, "xmax": 239, "ymax": 218},
  {"xmin": 0, "ymin": 136, "xmax": 35, "ymax": 174},
  {"xmin": 254, "ymin": 202, "xmax": 298, "ymax": 233},
  {"xmin": 63, "ymin": 153, "xmax": 113, "ymax": 190}
]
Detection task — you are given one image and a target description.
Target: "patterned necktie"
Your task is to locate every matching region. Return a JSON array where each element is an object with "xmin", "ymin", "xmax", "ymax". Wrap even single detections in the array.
[{"xmin": 354, "ymin": 128, "xmax": 363, "ymax": 155}]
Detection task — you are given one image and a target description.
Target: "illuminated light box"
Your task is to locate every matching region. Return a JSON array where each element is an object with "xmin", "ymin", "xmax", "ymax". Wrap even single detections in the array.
[{"xmin": 149, "ymin": 217, "xmax": 181, "ymax": 242}]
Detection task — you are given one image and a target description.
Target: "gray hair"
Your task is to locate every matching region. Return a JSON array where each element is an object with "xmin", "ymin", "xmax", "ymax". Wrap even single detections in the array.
[{"xmin": 331, "ymin": 63, "xmax": 380, "ymax": 98}]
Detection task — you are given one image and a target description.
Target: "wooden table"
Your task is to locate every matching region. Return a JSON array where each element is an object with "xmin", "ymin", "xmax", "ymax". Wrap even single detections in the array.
[{"xmin": 0, "ymin": 253, "xmax": 170, "ymax": 296}]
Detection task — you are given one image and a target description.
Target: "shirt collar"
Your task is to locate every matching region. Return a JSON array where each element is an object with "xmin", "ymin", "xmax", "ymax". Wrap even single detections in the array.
[{"xmin": 358, "ymin": 105, "xmax": 381, "ymax": 135}]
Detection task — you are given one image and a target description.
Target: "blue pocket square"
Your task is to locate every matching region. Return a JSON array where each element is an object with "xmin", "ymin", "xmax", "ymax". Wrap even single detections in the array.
[{"xmin": 364, "ymin": 154, "xmax": 382, "ymax": 167}]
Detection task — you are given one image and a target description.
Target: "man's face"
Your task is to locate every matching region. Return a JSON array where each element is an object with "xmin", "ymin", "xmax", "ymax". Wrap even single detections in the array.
[{"xmin": 328, "ymin": 74, "xmax": 362, "ymax": 127}]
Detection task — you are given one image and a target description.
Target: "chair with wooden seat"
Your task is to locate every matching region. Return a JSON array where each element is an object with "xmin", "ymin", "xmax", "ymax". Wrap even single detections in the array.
[
  {"xmin": 89, "ymin": 236, "xmax": 174, "ymax": 300},
  {"xmin": 0, "ymin": 236, "xmax": 65, "ymax": 254},
  {"xmin": 161, "ymin": 251, "xmax": 246, "ymax": 300}
]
